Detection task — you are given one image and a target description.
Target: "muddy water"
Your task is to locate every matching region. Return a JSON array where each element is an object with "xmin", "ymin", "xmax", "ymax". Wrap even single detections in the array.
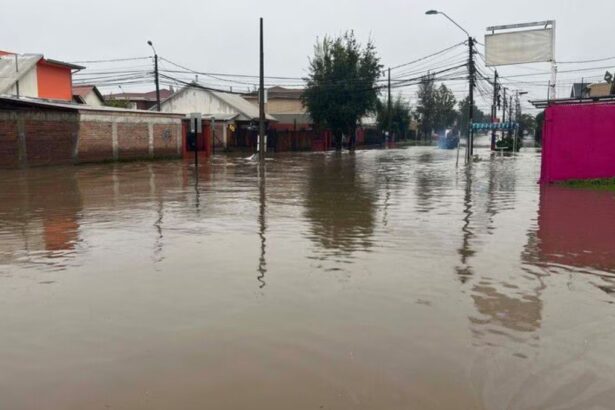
[{"xmin": 1, "ymin": 148, "xmax": 614, "ymax": 409}]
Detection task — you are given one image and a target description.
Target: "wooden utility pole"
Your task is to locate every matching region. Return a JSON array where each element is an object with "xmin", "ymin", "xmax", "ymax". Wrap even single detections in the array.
[
  {"xmin": 387, "ymin": 67, "xmax": 392, "ymax": 139},
  {"xmin": 467, "ymin": 36, "xmax": 476, "ymax": 162},
  {"xmin": 491, "ymin": 70, "xmax": 498, "ymax": 151},
  {"xmin": 258, "ymin": 18, "xmax": 266, "ymax": 159}
]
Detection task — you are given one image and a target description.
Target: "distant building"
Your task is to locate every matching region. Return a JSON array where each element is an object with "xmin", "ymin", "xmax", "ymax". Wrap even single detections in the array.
[
  {"xmin": 158, "ymin": 84, "xmax": 276, "ymax": 151},
  {"xmin": 0, "ymin": 50, "xmax": 84, "ymax": 101},
  {"xmin": 587, "ymin": 83, "xmax": 613, "ymax": 98},
  {"xmin": 244, "ymin": 86, "xmax": 312, "ymax": 128},
  {"xmin": 570, "ymin": 83, "xmax": 589, "ymax": 98},
  {"xmin": 72, "ymin": 85, "xmax": 105, "ymax": 106},
  {"xmin": 104, "ymin": 88, "xmax": 175, "ymax": 110}
]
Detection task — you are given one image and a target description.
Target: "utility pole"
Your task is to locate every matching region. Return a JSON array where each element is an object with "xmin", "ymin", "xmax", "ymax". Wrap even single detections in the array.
[
  {"xmin": 147, "ymin": 41, "xmax": 161, "ymax": 111},
  {"xmin": 258, "ymin": 17, "xmax": 266, "ymax": 160},
  {"xmin": 491, "ymin": 70, "xmax": 498, "ymax": 151},
  {"xmin": 387, "ymin": 67, "xmax": 392, "ymax": 139},
  {"xmin": 502, "ymin": 87, "xmax": 507, "ymax": 124},
  {"xmin": 467, "ymin": 36, "xmax": 476, "ymax": 162},
  {"xmin": 508, "ymin": 94, "xmax": 513, "ymax": 138},
  {"xmin": 14, "ymin": 54, "xmax": 20, "ymax": 98}
]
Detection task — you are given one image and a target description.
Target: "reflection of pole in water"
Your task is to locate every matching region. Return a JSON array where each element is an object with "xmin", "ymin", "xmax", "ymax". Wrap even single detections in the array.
[
  {"xmin": 456, "ymin": 167, "xmax": 475, "ymax": 283},
  {"xmin": 257, "ymin": 162, "xmax": 267, "ymax": 289},
  {"xmin": 153, "ymin": 198, "xmax": 164, "ymax": 264}
]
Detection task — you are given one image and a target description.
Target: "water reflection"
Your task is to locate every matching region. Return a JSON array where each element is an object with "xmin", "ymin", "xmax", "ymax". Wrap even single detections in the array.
[
  {"xmin": 525, "ymin": 186, "xmax": 615, "ymax": 295},
  {"xmin": 304, "ymin": 153, "xmax": 377, "ymax": 257},
  {"xmin": 456, "ymin": 168, "xmax": 475, "ymax": 283},
  {"xmin": 0, "ymin": 168, "xmax": 82, "ymax": 269},
  {"xmin": 257, "ymin": 162, "xmax": 267, "ymax": 288}
]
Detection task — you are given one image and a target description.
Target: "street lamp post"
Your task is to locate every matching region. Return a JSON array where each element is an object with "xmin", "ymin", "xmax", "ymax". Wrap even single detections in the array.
[
  {"xmin": 147, "ymin": 40, "xmax": 161, "ymax": 112},
  {"xmin": 426, "ymin": 10, "xmax": 475, "ymax": 163}
]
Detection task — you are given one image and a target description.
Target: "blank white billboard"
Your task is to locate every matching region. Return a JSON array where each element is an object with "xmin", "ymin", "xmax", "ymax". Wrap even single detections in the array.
[{"xmin": 485, "ymin": 28, "xmax": 554, "ymax": 66}]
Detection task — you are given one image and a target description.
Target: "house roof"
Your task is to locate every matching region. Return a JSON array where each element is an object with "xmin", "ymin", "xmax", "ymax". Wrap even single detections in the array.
[
  {"xmin": 570, "ymin": 83, "xmax": 589, "ymax": 98},
  {"xmin": 588, "ymin": 83, "xmax": 613, "ymax": 97},
  {"xmin": 105, "ymin": 89, "xmax": 174, "ymax": 102},
  {"xmin": 0, "ymin": 53, "xmax": 85, "ymax": 95},
  {"xmin": 72, "ymin": 85, "xmax": 105, "ymax": 105},
  {"xmin": 159, "ymin": 84, "xmax": 276, "ymax": 121},
  {"xmin": 0, "ymin": 95, "xmax": 185, "ymax": 116},
  {"xmin": 243, "ymin": 86, "xmax": 304, "ymax": 100}
]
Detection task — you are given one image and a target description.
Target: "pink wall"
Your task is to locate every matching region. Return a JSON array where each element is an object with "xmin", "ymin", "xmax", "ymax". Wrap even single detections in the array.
[{"xmin": 541, "ymin": 102, "xmax": 615, "ymax": 183}]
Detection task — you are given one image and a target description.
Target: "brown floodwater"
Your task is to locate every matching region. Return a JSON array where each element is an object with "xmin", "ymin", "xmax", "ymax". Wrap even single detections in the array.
[{"xmin": 1, "ymin": 147, "xmax": 614, "ymax": 409}]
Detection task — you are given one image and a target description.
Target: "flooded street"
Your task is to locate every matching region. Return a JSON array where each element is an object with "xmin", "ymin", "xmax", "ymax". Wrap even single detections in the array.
[{"xmin": 1, "ymin": 147, "xmax": 615, "ymax": 409}]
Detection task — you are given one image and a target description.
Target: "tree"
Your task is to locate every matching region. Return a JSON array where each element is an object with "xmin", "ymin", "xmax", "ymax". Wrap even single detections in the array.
[
  {"xmin": 302, "ymin": 32, "xmax": 383, "ymax": 150},
  {"xmin": 417, "ymin": 79, "xmax": 458, "ymax": 141},
  {"xmin": 457, "ymin": 96, "xmax": 486, "ymax": 137},
  {"xmin": 518, "ymin": 113, "xmax": 536, "ymax": 137},
  {"xmin": 376, "ymin": 95, "xmax": 412, "ymax": 139},
  {"xmin": 416, "ymin": 74, "xmax": 436, "ymax": 141},
  {"xmin": 434, "ymin": 84, "xmax": 457, "ymax": 131},
  {"xmin": 535, "ymin": 110, "xmax": 545, "ymax": 145}
]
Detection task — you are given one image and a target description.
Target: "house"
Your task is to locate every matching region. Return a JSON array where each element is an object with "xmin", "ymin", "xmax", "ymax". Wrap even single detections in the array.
[
  {"xmin": 73, "ymin": 85, "xmax": 105, "ymax": 106},
  {"xmin": 0, "ymin": 50, "xmax": 84, "ymax": 101},
  {"xmin": 158, "ymin": 84, "xmax": 276, "ymax": 151},
  {"xmin": 570, "ymin": 83, "xmax": 589, "ymax": 98},
  {"xmin": 587, "ymin": 83, "xmax": 613, "ymax": 98},
  {"xmin": 105, "ymin": 88, "xmax": 175, "ymax": 110}
]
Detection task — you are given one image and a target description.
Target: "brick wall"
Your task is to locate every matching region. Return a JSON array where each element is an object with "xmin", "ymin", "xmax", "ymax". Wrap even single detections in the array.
[
  {"xmin": 78, "ymin": 121, "xmax": 114, "ymax": 163},
  {"xmin": 117, "ymin": 122, "xmax": 149, "ymax": 160},
  {"xmin": 0, "ymin": 111, "xmax": 79, "ymax": 168},
  {"xmin": 0, "ymin": 109, "xmax": 183, "ymax": 168},
  {"xmin": 0, "ymin": 114, "xmax": 19, "ymax": 168},
  {"xmin": 79, "ymin": 112, "xmax": 183, "ymax": 163}
]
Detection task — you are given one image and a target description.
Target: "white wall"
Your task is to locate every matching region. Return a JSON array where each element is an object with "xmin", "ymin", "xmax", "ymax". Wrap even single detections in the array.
[
  {"xmin": 7, "ymin": 66, "xmax": 38, "ymax": 98},
  {"xmin": 160, "ymin": 88, "xmax": 236, "ymax": 116},
  {"xmin": 82, "ymin": 91, "xmax": 104, "ymax": 107}
]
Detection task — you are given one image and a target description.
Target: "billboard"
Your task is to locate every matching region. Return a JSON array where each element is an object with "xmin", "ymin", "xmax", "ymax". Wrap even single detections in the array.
[{"xmin": 485, "ymin": 28, "xmax": 554, "ymax": 66}]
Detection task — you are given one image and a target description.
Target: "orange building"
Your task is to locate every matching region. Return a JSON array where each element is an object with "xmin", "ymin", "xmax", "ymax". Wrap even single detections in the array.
[{"xmin": 0, "ymin": 50, "xmax": 83, "ymax": 101}]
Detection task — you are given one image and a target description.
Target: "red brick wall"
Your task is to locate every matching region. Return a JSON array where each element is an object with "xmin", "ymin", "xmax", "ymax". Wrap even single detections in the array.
[
  {"xmin": 78, "ymin": 121, "xmax": 114, "ymax": 163},
  {"xmin": 153, "ymin": 123, "xmax": 179, "ymax": 157},
  {"xmin": 24, "ymin": 118, "xmax": 78, "ymax": 166},
  {"xmin": 0, "ymin": 112, "xmax": 78, "ymax": 167},
  {"xmin": 0, "ymin": 110, "xmax": 182, "ymax": 167},
  {"xmin": 116, "ymin": 123, "xmax": 149, "ymax": 160},
  {"xmin": 0, "ymin": 115, "xmax": 19, "ymax": 168}
]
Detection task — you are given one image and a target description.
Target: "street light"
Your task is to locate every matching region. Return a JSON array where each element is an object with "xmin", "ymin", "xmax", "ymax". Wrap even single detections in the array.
[
  {"xmin": 426, "ymin": 9, "xmax": 475, "ymax": 162},
  {"xmin": 147, "ymin": 40, "xmax": 161, "ymax": 111},
  {"xmin": 425, "ymin": 10, "xmax": 470, "ymax": 37}
]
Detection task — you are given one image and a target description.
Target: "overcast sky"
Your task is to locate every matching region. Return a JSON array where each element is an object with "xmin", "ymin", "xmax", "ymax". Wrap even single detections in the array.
[{"xmin": 2, "ymin": 0, "xmax": 614, "ymax": 111}]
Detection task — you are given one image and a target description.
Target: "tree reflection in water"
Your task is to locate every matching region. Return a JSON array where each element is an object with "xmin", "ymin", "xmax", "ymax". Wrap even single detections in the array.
[{"xmin": 304, "ymin": 153, "xmax": 377, "ymax": 259}]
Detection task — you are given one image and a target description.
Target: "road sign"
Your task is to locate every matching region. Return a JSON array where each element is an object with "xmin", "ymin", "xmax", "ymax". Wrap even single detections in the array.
[{"xmin": 189, "ymin": 113, "xmax": 202, "ymax": 133}]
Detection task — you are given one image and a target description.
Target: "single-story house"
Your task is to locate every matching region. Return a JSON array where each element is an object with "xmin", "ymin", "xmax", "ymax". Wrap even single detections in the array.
[
  {"xmin": 0, "ymin": 50, "xmax": 84, "ymax": 101},
  {"xmin": 73, "ymin": 85, "xmax": 105, "ymax": 106}
]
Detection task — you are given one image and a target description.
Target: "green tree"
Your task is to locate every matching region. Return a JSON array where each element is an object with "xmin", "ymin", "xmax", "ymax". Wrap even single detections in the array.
[
  {"xmin": 416, "ymin": 74, "xmax": 436, "ymax": 141},
  {"xmin": 302, "ymin": 32, "xmax": 383, "ymax": 150},
  {"xmin": 518, "ymin": 113, "xmax": 536, "ymax": 137},
  {"xmin": 376, "ymin": 95, "xmax": 412, "ymax": 139},
  {"xmin": 434, "ymin": 84, "xmax": 457, "ymax": 131},
  {"xmin": 535, "ymin": 110, "xmax": 545, "ymax": 145},
  {"xmin": 457, "ymin": 96, "xmax": 486, "ymax": 137}
]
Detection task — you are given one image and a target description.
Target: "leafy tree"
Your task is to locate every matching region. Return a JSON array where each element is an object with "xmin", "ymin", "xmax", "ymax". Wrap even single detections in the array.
[
  {"xmin": 376, "ymin": 95, "xmax": 412, "ymax": 139},
  {"xmin": 535, "ymin": 110, "xmax": 545, "ymax": 145},
  {"xmin": 105, "ymin": 98, "xmax": 132, "ymax": 109},
  {"xmin": 434, "ymin": 84, "xmax": 457, "ymax": 131},
  {"xmin": 302, "ymin": 31, "xmax": 383, "ymax": 150},
  {"xmin": 457, "ymin": 96, "xmax": 486, "ymax": 137},
  {"xmin": 416, "ymin": 74, "xmax": 436, "ymax": 140},
  {"xmin": 518, "ymin": 113, "xmax": 536, "ymax": 137}
]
